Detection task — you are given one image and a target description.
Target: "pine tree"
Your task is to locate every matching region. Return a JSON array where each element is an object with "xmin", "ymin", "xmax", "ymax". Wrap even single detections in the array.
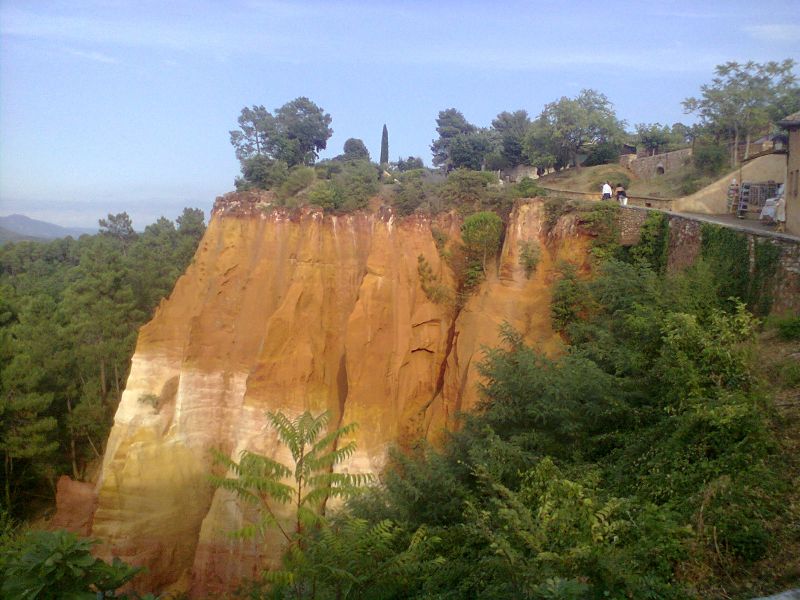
[{"xmin": 380, "ymin": 124, "xmax": 389, "ymax": 166}]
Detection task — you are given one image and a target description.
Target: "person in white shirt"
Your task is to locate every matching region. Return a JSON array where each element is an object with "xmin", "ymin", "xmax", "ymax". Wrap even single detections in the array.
[{"xmin": 601, "ymin": 181, "xmax": 612, "ymax": 200}]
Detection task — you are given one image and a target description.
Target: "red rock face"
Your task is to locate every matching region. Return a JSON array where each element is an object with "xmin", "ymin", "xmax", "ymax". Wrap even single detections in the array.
[
  {"xmin": 59, "ymin": 195, "xmax": 591, "ymax": 597},
  {"xmin": 49, "ymin": 476, "xmax": 96, "ymax": 536}
]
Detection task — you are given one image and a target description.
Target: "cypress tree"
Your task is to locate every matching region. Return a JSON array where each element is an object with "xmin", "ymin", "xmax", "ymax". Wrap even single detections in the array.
[{"xmin": 380, "ymin": 124, "xmax": 389, "ymax": 165}]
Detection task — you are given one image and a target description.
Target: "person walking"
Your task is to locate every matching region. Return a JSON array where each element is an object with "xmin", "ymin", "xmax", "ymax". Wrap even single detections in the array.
[
  {"xmin": 601, "ymin": 181, "xmax": 612, "ymax": 200},
  {"xmin": 615, "ymin": 182, "xmax": 627, "ymax": 205}
]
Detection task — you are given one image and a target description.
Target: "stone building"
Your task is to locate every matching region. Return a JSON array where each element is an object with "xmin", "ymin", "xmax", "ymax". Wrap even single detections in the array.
[{"xmin": 778, "ymin": 111, "xmax": 800, "ymax": 236}]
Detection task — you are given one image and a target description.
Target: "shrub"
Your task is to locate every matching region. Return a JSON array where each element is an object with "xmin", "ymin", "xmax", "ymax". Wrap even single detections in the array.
[
  {"xmin": 308, "ymin": 181, "xmax": 342, "ymax": 210},
  {"xmin": 236, "ymin": 156, "xmax": 289, "ymax": 190},
  {"xmin": 774, "ymin": 315, "xmax": 800, "ymax": 340},
  {"xmin": 0, "ymin": 529, "xmax": 144, "ymax": 598},
  {"xmin": 514, "ymin": 177, "xmax": 548, "ymax": 198},
  {"xmin": 518, "ymin": 240, "xmax": 541, "ymax": 278},
  {"xmin": 277, "ymin": 166, "xmax": 316, "ymax": 200},
  {"xmin": 582, "ymin": 141, "xmax": 621, "ymax": 166},
  {"xmin": 550, "ymin": 261, "xmax": 583, "ymax": 331},
  {"xmin": 393, "ymin": 170, "xmax": 427, "ymax": 216},
  {"xmin": 692, "ymin": 141, "xmax": 727, "ymax": 175}
]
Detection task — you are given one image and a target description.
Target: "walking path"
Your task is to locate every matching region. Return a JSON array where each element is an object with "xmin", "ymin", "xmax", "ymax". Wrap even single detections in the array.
[{"xmin": 538, "ymin": 186, "xmax": 800, "ymax": 243}]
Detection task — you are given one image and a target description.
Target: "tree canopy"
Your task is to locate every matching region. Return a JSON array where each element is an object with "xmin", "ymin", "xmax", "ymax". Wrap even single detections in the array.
[
  {"xmin": 683, "ymin": 59, "xmax": 799, "ymax": 164},
  {"xmin": 343, "ymin": 138, "xmax": 370, "ymax": 161},
  {"xmin": 527, "ymin": 89, "xmax": 624, "ymax": 170},
  {"xmin": 230, "ymin": 97, "xmax": 333, "ymax": 188}
]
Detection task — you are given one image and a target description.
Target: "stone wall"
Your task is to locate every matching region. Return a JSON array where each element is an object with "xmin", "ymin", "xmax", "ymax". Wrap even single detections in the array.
[
  {"xmin": 619, "ymin": 207, "xmax": 800, "ymax": 315},
  {"xmin": 617, "ymin": 207, "xmax": 649, "ymax": 246},
  {"xmin": 621, "ymin": 148, "xmax": 693, "ymax": 179}
]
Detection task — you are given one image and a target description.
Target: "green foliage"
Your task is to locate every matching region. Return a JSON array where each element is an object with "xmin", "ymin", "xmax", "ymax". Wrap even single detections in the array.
[
  {"xmin": 629, "ymin": 212, "xmax": 669, "ymax": 273},
  {"xmin": 518, "ymin": 240, "xmax": 541, "ymax": 278},
  {"xmin": 306, "ymin": 161, "xmax": 379, "ymax": 212},
  {"xmin": 395, "ymin": 156, "xmax": 424, "ymax": 172},
  {"xmin": 528, "ymin": 89, "xmax": 625, "ymax": 169},
  {"xmin": 683, "ymin": 59, "xmax": 798, "ymax": 165},
  {"xmin": 417, "ymin": 255, "xmax": 452, "ymax": 305},
  {"xmin": 774, "ymin": 315, "xmax": 800, "ymax": 340},
  {"xmin": 392, "ymin": 170, "xmax": 429, "ymax": 215},
  {"xmin": 0, "ymin": 529, "xmax": 143, "ymax": 599},
  {"xmin": 691, "ymin": 140, "xmax": 727, "ymax": 175},
  {"xmin": 440, "ymin": 169, "xmax": 496, "ymax": 213},
  {"xmin": 635, "ymin": 122, "xmax": 673, "ymax": 156},
  {"xmin": 277, "ymin": 166, "xmax": 317, "ymax": 201},
  {"xmin": 430, "ymin": 108, "xmax": 477, "ymax": 170},
  {"xmin": 343, "ymin": 138, "xmax": 370, "ymax": 162},
  {"xmin": 380, "ymin": 124, "xmax": 389, "ymax": 165},
  {"xmin": 0, "ymin": 209, "xmax": 205, "ymax": 517},
  {"xmin": 236, "ymin": 156, "xmax": 290, "ymax": 191},
  {"xmin": 550, "ymin": 262, "xmax": 583, "ymax": 332},
  {"xmin": 281, "ymin": 255, "xmax": 789, "ymax": 598},
  {"xmin": 267, "ymin": 516, "xmax": 444, "ymax": 599},
  {"xmin": 700, "ymin": 224, "xmax": 782, "ymax": 315},
  {"xmin": 461, "ymin": 211, "xmax": 503, "ymax": 275},
  {"xmin": 491, "ymin": 109, "xmax": 531, "ymax": 168},
  {"xmin": 231, "ymin": 98, "xmax": 333, "ymax": 187},
  {"xmin": 580, "ymin": 203, "xmax": 620, "ymax": 261},
  {"xmin": 211, "ymin": 410, "xmax": 368, "ymax": 545},
  {"xmin": 581, "ymin": 140, "xmax": 621, "ymax": 167},
  {"xmin": 513, "ymin": 177, "xmax": 548, "ymax": 198}
]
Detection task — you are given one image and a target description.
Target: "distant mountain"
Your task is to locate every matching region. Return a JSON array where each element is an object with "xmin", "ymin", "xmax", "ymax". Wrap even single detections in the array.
[{"xmin": 0, "ymin": 214, "xmax": 97, "ymax": 243}]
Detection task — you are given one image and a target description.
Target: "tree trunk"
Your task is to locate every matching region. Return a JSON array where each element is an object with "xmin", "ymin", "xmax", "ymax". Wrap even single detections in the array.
[
  {"xmin": 744, "ymin": 131, "xmax": 751, "ymax": 160},
  {"xmin": 100, "ymin": 360, "xmax": 107, "ymax": 400},
  {"xmin": 66, "ymin": 397, "xmax": 79, "ymax": 480},
  {"xmin": 731, "ymin": 128, "xmax": 740, "ymax": 167}
]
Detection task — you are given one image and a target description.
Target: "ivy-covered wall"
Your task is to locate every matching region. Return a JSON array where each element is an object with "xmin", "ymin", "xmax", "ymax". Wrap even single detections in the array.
[{"xmin": 619, "ymin": 208, "xmax": 800, "ymax": 316}]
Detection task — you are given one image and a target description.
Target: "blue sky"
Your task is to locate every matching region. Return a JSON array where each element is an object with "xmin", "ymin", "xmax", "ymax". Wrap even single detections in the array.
[{"xmin": 1, "ymin": 0, "xmax": 798, "ymax": 227}]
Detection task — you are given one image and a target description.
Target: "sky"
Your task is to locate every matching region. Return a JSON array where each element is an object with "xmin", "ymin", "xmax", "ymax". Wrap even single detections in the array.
[{"xmin": 1, "ymin": 0, "xmax": 799, "ymax": 228}]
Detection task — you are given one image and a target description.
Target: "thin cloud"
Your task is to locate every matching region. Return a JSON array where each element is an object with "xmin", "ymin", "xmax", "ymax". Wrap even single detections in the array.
[
  {"xmin": 744, "ymin": 24, "xmax": 800, "ymax": 43},
  {"xmin": 65, "ymin": 47, "xmax": 118, "ymax": 64}
]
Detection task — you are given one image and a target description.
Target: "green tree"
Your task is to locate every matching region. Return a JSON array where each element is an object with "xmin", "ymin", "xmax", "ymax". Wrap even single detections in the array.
[
  {"xmin": 491, "ymin": 110, "xmax": 531, "ymax": 167},
  {"xmin": 448, "ymin": 130, "xmax": 494, "ymax": 171},
  {"xmin": 343, "ymin": 138, "xmax": 370, "ymax": 161},
  {"xmin": 380, "ymin": 124, "xmax": 389, "ymax": 166},
  {"xmin": 231, "ymin": 98, "xmax": 333, "ymax": 186},
  {"xmin": 229, "ymin": 104, "xmax": 274, "ymax": 161},
  {"xmin": 98, "ymin": 212, "xmax": 137, "ymax": 254},
  {"xmin": 533, "ymin": 90, "xmax": 624, "ymax": 169},
  {"xmin": 273, "ymin": 97, "xmax": 334, "ymax": 166},
  {"xmin": 395, "ymin": 156, "xmax": 424, "ymax": 172},
  {"xmin": 461, "ymin": 211, "xmax": 503, "ymax": 273},
  {"xmin": 683, "ymin": 59, "xmax": 798, "ymax": 165},
  {"xmin": 211, "ymin": 410, "xmax": 368, "ymax": 545},
  {"xmin": 635, "ymin": 122, "xmax": 672, "ymax": 156},
  {"xmin": 431, "ymin": 108, "xmax": 477, "ymax": 170}
]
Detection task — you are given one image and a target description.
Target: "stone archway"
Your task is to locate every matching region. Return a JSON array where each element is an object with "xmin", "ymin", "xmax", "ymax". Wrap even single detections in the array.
[{"xmin": 656, "ymin": 164, "xmax": 665, "ymax": 175}]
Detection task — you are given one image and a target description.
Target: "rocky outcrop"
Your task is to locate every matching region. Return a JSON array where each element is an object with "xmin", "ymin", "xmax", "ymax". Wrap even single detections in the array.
[{"xmin": 70, "ymin": 193, "xmax": 591, "ymax": 596}]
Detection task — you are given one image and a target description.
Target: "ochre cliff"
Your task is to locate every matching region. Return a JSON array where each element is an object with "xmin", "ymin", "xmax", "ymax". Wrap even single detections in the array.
[{"xmin": 78, "ymin": 193, "xmax": 591, "ymax": 596}]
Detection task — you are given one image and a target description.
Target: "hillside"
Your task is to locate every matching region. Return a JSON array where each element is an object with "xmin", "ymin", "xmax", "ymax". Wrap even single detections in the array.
[
  {"xmin": 0, "ymin": 214, "xmax": 97, "ymax": 242},
  {"xmin": 536, "ymin": 158, "xmax": 740, "ymax": 200}
]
